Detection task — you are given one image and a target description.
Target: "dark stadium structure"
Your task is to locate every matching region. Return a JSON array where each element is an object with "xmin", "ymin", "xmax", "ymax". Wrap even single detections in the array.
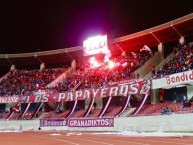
[{"xmin": 1, "ymin": 13, "xmax": 193, "ymax": 72}]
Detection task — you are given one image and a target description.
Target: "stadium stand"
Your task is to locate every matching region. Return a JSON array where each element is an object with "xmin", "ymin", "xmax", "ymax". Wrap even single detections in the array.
[
  {"xmin": 0, "ymin": 68, "xmax": 67, "ymax": 96},
  {"xmin": 133, "ymin": 101, "xmax": 193, "ymax": 116},
  {"xmin": 103, "ymin": 106, "xmax": 122, "ymax": 117},
  {"xmin": 0, "ymin": 49, "xmax": 153, "ymax": 97},
  {"xmin": 0, "ymin": 44, "xmax": 190, "ymax": 120},
  {"xmin": 0, "ymin": 14, "xmax": 193, "ymax": 124},
  {"xmin": 155, "ymin": 43, "xmax": 193, "ymax": 78},
  {"xmin": 62, "ymin": 49, "xmax": 153, "ymax": 91}
]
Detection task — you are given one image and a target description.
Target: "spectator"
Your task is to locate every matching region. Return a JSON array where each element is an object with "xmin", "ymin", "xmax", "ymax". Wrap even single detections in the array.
[
  {"xmin": 185, "ymin": 100, "xmax": 191, "ymax": 107},
  {"xmin": 161, "ymin": 106, "xmax": 172, "ymax": 115},
  {"xmin": 182, "ymin": 95, "xmax": 188, "ymax": 108}
]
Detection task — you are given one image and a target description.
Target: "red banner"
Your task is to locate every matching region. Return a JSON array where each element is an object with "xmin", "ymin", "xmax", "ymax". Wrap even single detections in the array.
[
  {"xmin": 40, "ymin": 119, "xmax": 67, "ymax": 127},
  {"xmin": 18, "ymin": 81, "xmax": 150, "ymax": 103},
  {"xmin": 68, "ymin": 118, "xmax": 114, "ymax": 127},
  {"xmin": 0, "ymin": 96, "xmax": 19, "ymax": 104},
  {"xmin": 0, "ymin": 81, "xmax": 150, "ymax": 104}
]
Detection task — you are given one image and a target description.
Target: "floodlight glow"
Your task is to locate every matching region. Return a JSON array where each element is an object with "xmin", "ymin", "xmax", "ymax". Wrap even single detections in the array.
[
  {"xmin": 108, "ymin": 60, "xmax": 115, "ymax": 69},
  {"xmin": 122, "ymin": 62, "xmax": 127, "ymax": 67},
  {"xmin": 89, "ymin": 56, "xmax": 96, "ymax": 62},
  {"xmin": 104, "ymin": 55, "xmax": 109, "ymax": 62},
  {"xmin": 89, "ymin": 57, "xmax": 99, "ymax": 68},
  {"xmin": 83, "ymin": 35, "xmax": 109, "ymax": 56}
]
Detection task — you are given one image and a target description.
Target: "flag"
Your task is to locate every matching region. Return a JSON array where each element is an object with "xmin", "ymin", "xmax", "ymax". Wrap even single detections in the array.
[
  {"xmin": 131, "ymin": 52, "xmax": 137, "ymax": 58},
  {"xmin": 140, "ymin": 45, "xmax": 151, "ymax": 52},
  {"xmin": 12, "ymin": 103, "xmax": 20, "ymax": 113}
]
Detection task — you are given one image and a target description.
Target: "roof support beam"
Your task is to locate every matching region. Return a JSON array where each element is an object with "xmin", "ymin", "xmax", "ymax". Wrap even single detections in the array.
[
  {"xmin": 35, "ymin": 56, "xmax": 43, "ymax": 63},
  {"xmin": 6, "ymin": 54, "xmax": 13, "ymax": 65},
  {"xmin": 66, "ymin": 52, "xmax": 74, "ymax": 60},
  {"xmin": 149, "ymin": 32, "xmax": 162, "ymax": 43},
  {"xmin": 116, "ymin": 43, "xmax": 124, "ymax": 52},
  {"xmin": 170, "ymin": 22, "xmax": 183, "ymax": 37}
]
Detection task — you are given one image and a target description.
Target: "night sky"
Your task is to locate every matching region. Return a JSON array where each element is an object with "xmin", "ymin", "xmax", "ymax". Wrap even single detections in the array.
[{"xmin": 0, "ymin": 0, "xmax": 193, "ymax": 54}]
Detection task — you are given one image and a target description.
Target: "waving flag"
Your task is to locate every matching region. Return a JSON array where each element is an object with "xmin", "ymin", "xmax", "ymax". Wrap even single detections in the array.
[
  {"xmin": 12, "ymin": 103, "xmax": 20, "ymax": 113},
  {"xmin": 140, "ymin": 45, "xmax": 151, "ymax": 52}
]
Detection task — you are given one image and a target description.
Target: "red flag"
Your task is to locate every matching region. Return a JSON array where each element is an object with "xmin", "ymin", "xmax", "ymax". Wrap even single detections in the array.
[{"xmin": 12, "ymin": 103, "xmax": 20, "ymax": 113}]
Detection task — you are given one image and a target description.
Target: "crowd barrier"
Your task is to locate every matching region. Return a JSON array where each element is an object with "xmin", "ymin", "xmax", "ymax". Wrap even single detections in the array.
[{"xmin": 0, "ymin": 113, "xmax": 193, "ymax": 132}]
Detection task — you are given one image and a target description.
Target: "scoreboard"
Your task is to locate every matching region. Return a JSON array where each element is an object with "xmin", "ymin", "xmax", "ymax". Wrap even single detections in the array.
[{"xmin": 83, "ymin": 35, "xmax": 109, "ymax": 56}]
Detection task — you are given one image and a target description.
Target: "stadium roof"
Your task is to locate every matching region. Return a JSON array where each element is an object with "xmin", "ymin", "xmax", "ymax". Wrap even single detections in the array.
[
  {"xmin": 109, "ymin": 13, "xmax": 193, "ymax": 55},
  {"xmin": 0, "ymin": 13, "xmax": 193, "ymax": 69}
]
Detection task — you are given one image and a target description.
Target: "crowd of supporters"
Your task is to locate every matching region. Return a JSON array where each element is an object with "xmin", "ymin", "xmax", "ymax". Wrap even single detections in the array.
[
  {"xmin": 0, "ymin": 68, "xmax": 66, "ymax": 96},
  {"xmin": 154, "ymin": 43, "xmax": 193, "ymax": 78},
  {"xmin": 1, "ymin": 43, "xmax": 193, "ymax": 119},
  {"xmin": 2, "ymin": 42, "xmax": 193, "ymax": 97},
  {"xmin": 0, "ymin": 49, "xmax": 153, "ymax": 96},
  {"xmin": 52, "ymin": 49, "xmax": 153, "ymax": 92}
]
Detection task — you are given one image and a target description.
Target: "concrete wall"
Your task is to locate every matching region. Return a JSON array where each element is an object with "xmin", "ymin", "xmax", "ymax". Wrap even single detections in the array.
[
  {"xmin": 1, "ymin": 113, "xmax": 193, "ymax": 132},
  {"xmin": 68, "ymin": 113, "xmax": 193, "ymax": 132},
  {"xmin": 134, "ymin": 52, "xmax": 163, "ymax": 77},
  {"xmin": 187, "ymin": 86, "xmax": 193, "ymax": 100},
  {"xmin": 0, "ymin": 120, "xmax": 39, "ymax": 131}
]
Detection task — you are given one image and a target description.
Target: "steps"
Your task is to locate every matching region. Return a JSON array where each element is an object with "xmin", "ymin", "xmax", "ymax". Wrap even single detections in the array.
[{"xmin": 120, "ymin": 107, "xmax": 136, "ymax": 117}]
